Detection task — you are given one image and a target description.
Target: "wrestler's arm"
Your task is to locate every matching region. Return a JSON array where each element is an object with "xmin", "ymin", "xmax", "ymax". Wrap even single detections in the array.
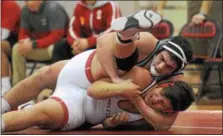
[
  {"xmin": 88, "ymin": 66, "xmax": 150, "ymax": 99},
  {"xmin": 130, "ymin": 96, "xmax": 178, "ymax": 130},
  {"xmin": 87, "ymin": 78, "xmax": 140, "ymax": 99},
  {"xmin": 134, "ymin": 32, "xmax": 159, "ymax": 56},
  {"xmin": 96, "ymin": 32, "xmax": 157, "ymax": 83},
  {"xmin": 102, "ymin": 118, "xmax": 154, "ymax": 130},
  {"xmin": 96, "ymin": 32, "xmax": 122, "ymax": 83},
  {"xmin": 2, "ymin": 99, "xmax": 64, "ymax": 132},
  {"xmin": 2, "ymin": 60, "xmax": 67, "ymax": 112}
]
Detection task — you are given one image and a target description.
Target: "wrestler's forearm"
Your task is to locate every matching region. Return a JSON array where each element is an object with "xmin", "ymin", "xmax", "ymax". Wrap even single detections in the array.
[
  {"xmin": 130, "ymin": 96, "xmax": 174, "ymax": 130},
  {"xmin": 97, "ymin": 36, "xmax": 120, "ymax": 81},
  {"xmin": 130, "ymin": 96, "xmax": 157, "ymax": 128},
  {"xmin": 88, "ymin": 80, "xmax": 124, "ymax": 99}
]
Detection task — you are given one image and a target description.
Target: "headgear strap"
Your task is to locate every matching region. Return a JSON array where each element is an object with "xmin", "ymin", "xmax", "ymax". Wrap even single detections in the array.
[
  {"xmin": 159, "ymin": 82, "xmax": 175, "ymax": 88},
  {"xmin": 162, "ymin": 41, "xmax": 187, "ymax": 70}
]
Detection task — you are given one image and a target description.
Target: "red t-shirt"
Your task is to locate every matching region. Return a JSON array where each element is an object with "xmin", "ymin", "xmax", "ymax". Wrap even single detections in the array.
[
  {"xmin": 1, "ymin": 1, "xmax": 21, "ymax": 32},
  {"xmin": 67, "ymin": 1, "xmax": 122, "ymax": 48}
]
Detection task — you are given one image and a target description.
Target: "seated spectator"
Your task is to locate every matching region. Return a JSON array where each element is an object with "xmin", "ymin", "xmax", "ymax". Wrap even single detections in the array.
[
  {"xmin": 52, "ymin": 0, "xmax": 121, "ymax": 62},
  {"xmin": 1, "ymin": 0, "xmax": 21, "ymax": 96},
  {"xmin": 12, "ymin": 0, "xmax": 69, "ymax": 86},
  {"xmin": 157, "ymin": 0, "xmax": 223, "ymax": 102}
]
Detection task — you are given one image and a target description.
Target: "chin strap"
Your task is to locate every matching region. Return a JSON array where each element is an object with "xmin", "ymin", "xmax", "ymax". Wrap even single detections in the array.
[
  {"xmin": 141, "ymin": 80, "xmax": 157, "ymax": 96},
  {"xmin": 158, "ymin": 82, "xmax": 175, "ymax": 87}
]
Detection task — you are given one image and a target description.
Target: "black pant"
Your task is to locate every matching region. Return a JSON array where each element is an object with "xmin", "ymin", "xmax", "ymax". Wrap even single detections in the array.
[
  {"xmin": 52, "ymin": 38, "xmax": 96, "ymax": 63},
  {"xmin": 52, "ymin": 38, "xmax": 73, "ymax": 63}
]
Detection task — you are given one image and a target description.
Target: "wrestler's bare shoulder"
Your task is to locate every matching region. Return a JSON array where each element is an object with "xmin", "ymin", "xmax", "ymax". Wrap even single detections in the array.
[
  {"xmin": 97, "ymin": 32, "xmax": 116, "ymax": 45},
  {"xmin": 135, "ymin": 32, "xmax": 158, "ymax": 55},
  {"xmin": 123, "ymin": 66, "xmax": 152, "ymax": 89}
]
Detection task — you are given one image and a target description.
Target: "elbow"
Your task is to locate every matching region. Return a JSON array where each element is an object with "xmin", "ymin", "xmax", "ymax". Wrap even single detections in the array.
[
  {"xmin": 156, "ymin": 125, "xmax": 171, "ymax": 131},
  {"xmin": 155, "ymin": 123, "xmax": 172, "ymax": 131},
  {"xmin": 87, "ymin": 87, "xmax": 95, "ymax": 98}
]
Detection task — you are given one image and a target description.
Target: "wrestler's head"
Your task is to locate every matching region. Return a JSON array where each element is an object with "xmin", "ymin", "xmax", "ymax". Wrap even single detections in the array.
[
  {"xmin": 150, "ymin": 36, "xmax": 193, "ymax": 76},
  {"xmin": 144, "ymin": 81, "xmax": 195, "ymax": 112},
  {"xmin": 25, "ymin": 0, "xmax": 43, "ymax": 12}
]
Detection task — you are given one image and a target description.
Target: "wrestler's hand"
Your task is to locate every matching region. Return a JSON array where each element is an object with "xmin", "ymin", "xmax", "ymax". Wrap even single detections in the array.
[
  {"xmin": 191, "ymin": 13, "xmax": 206, "ymax": 25},
  {"xmin": 107, "ymin": 112, "xmax": 129, "ymax": 127},
  {"xmin": 119, "ymin": 79, "xmax": 141, "ymax": 101}
]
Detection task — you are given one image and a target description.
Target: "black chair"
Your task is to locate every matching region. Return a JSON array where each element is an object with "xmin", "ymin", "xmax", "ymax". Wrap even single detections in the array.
[
  {"xmin": 179, "ymin": 19, "xmax": 223, "ymax": 102},
  {"xmin": 149, "ymin": 19, "xmax": 174, "ymax": 40},
  {"xmin": 27, "ymin": 60, "xmax": 52, "ymax": 75}
]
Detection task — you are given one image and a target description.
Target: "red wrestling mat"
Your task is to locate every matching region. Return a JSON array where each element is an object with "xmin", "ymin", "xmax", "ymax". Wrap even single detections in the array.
[{"xmin": 3, "ymin": 110, "xmax": 222, "ymax": 135}]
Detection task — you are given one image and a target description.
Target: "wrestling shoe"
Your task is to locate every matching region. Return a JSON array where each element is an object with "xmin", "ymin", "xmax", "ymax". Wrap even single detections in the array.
[{"xmin": 111, "ymin": 10, "xmax": 162, "ymax": 41}]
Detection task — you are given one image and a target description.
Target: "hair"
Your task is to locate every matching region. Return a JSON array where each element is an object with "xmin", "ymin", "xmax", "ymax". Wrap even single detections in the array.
[
  {"xmin": 167, "ymin": 36, "xmax": 193, "ymax": 71},
  {"xmin": 162, "ymin": 81, "xmax": 195, "ymax": 111}
]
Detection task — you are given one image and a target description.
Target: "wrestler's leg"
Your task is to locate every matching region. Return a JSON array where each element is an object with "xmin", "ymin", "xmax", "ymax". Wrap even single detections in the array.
[
  {"xmin": 1, "ymin": 60, "xmax": 68, "ymax": 114},
  {"xmin": 111, "ymin": 10, "xmax": 162, "ymax": 57},
  {"xmin": 96, "ymin": 10, "xmax": 161, "ymax": 83},
  {"xmin": 1, "ymin": 98, "xmax": 64, "ymax": 132}
]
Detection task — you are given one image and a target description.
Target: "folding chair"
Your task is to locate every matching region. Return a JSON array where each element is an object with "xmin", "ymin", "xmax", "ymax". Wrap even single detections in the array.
[
  {"xmin": 179, "ymin": 18, "xmax": 223, "ymax": 102},
  {"xmin": 27, "ymin": 60, "xmax": 52, "ymax": 75},
  {"xmin": 149, "ymin": 19, "xmax": 174, "ymax": 40}
]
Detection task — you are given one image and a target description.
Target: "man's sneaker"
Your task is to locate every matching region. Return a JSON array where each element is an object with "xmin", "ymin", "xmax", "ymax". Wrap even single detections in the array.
[{"xmin": 111, "ymin": 10, "xmax": 162, "ymax": 39}]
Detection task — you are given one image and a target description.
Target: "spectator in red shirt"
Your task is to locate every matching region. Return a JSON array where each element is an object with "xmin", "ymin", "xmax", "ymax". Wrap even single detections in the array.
[
  {"xmin": 52, "ymin": 0, "xmax": 121, "ymax": 62},
  {"xmin": 12, "ymin": 0, "xmax": 69, "ymax": 86},
  {"xmin": 1, "ymin": 0, "xmax": 21, "ymax": 96}
]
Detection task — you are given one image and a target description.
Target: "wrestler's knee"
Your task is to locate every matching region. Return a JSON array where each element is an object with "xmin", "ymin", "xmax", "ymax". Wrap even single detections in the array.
[
  {"xmin": 37, "ymin": 66, "xmax": 53, "ymax": 78},
  {"xmin": 33, "ymin": 61, "xmax": 66, "ymax": 89},
  {"xmin": 50, "ymin": 60, "xmax": 67, "ymax": 75},
  {"xmin": 37, "ymin": 60, "xmax": 66, "ymax": 80},
  {"xmin": 36, "ymin": 99, "xmax": 64, "ymax": 129},
  {"xmin": 31, "ymin": 107, "xmax": 50, "ymax": 127},
  {"xmin": 31, "ymin": 66, "xmax": 53, "ymax": 88}
]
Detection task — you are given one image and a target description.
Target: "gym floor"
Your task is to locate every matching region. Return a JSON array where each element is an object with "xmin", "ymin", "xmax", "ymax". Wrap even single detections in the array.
[{"xmin": 4, "ymin": 106, "xmax": 222, "ymax": 135}]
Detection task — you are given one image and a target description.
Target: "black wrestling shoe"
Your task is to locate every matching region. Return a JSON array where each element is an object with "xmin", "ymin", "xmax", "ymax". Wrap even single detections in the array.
[{"xmin": 111, "ymin": 10, "xmax": 162, "ymax": 39}]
